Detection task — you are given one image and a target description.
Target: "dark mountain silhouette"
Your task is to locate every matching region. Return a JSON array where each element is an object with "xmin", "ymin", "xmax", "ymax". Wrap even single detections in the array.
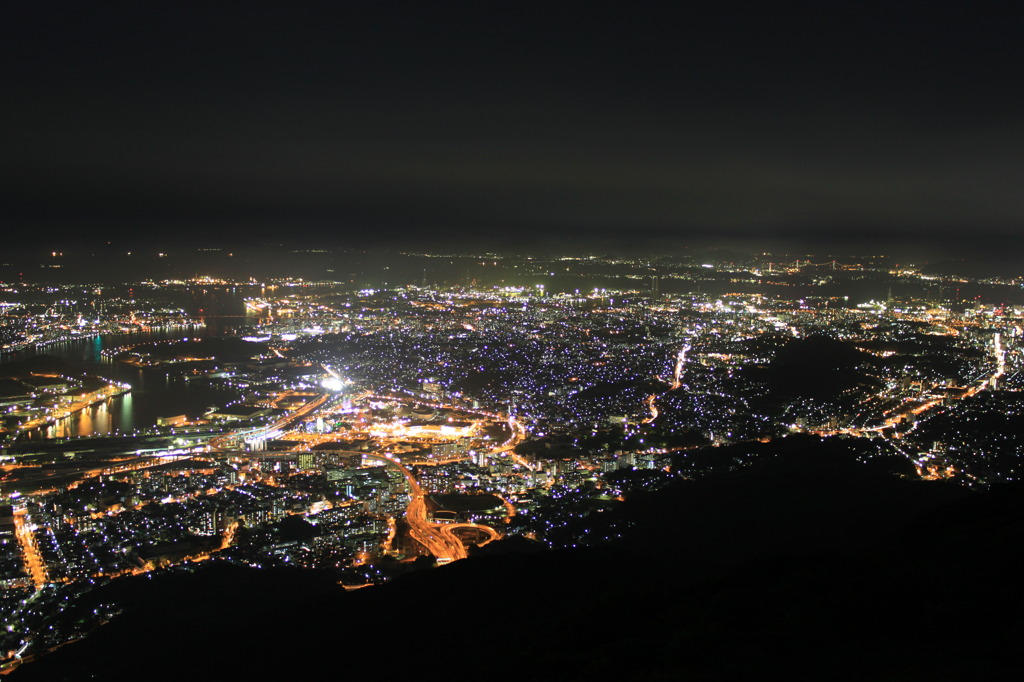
[{"xmin": 761, "ymin": 334, "xmax": 873, "ymax": 401}]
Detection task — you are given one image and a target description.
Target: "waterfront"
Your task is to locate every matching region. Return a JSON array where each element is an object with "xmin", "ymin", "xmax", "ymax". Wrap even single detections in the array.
[{"xmin": 1, "ymin": 287, "xmax": 260, "ymax": 439}]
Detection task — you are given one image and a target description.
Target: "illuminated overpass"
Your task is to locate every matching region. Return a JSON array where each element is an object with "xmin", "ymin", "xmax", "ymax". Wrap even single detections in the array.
[{"xmin": 362, "ymin": 452, "xmax": 500, "ymax": 563}]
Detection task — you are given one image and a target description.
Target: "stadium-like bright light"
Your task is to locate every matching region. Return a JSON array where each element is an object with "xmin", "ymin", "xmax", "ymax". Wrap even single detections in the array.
[{"xmin": 322, "ymin": 377, "xmax": 345, "ymax": 391}]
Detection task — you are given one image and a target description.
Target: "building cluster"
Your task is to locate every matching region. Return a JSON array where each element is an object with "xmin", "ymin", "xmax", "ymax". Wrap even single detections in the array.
[
  {"xmin": 4, "ymin": 252, "xmax": 1024, "ymax": 668},
  {"xmin": 0, "ymin": 281, "xmax": 194, "ymax": 354}
]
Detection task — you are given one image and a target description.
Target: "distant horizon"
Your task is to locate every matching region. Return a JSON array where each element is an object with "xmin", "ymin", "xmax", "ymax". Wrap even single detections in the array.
[
  {"xmin": 8, "ymin": 4, "xmax": 1024, "ymax": 266},
  {"xmin": 2, "ymin": 233, "xmax": 1019, "ymax": 264},
  {"xmin": 2, "ymin": 242, "xmax": 1022, "ymax": 288}
]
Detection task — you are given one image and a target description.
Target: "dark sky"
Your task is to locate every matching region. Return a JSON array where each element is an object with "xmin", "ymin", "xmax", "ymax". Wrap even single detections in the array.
[{"xmin": 5, "ymin": 1, "xmax": 1024, "ymax": 257}]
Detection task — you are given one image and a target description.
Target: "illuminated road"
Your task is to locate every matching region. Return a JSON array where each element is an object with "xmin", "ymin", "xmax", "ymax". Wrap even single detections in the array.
[
  {"xmin": 992, "ymin": 332, "xmax": 1006, "ymax": 390},
  {"xmin": 819, "ymin": 333, "xmax": 1008, "ymax": 439},
  {"xmin": 356, "ymin": 397, "xmax": 523, "ymax": 559},
  {"xmin": 643, "ymin": 344, "xmax": 689, "ymax": 424},
  {"xmin": 210, "ymin": 390, "xmax": 519, "ymax": 561},
  {"xmin": 671, "ymin": 345, "xmax": 690, "ymax": 390},
  {"xmin": 208, "ymin": 392, "xmax": 329, "ymax": 451},
  {"xmin": 643, "ymin": 395, "xmax": 659, "ymax": 423},
  {"xmin": 495, "ymin": 494, "xmax": 517, "ymax": 522},
  {"xmin": 14, "ymin": 510, "xmax": 47, "ymax": 588},
  {"xmin": 383, "ymin": 516, "xmax": 398, "ymax": 554},
  {"xmin": 488, "ymin": 412, "xmax": 530, "ymax": 467},
  {"xmin": 363, "ymin": 452, "xmax": 498, "ymax": 563},
  {"xmin": 439, "ymin": 523, "xmax": 500, "ymax": 549},
  {"xmin": 362, "ymin": 453, "xmax": 464, "ymax": 561}
]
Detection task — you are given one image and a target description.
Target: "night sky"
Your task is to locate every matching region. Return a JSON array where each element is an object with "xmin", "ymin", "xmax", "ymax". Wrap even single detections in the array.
[{"xmin": 5, "ymin": 2, "xmax": 1023, "ymax": 257}]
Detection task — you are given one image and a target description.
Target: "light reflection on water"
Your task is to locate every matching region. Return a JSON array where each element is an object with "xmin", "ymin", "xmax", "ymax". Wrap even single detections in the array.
[
  {"xmin": 3, "ymin": 286, "xmax": 263, "ymax": 440},
  {"xmin": 44, "ymin": 392, "xmax": 134, "ymax": 439},
  {"xmin": 22, "ymin": 357, "xmax": 240, "ymax": 440},
  {"xmin": 10, "ymin": 339, "xmax": 254, "ymax": 442}
]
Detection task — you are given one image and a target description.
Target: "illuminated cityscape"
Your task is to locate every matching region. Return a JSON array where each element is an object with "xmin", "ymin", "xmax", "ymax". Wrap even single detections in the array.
[
  {"xmin": 7, "ymin": 2, "xmax": 1024, "ymax": 678},
  {"xmin": 1, "ymin": 249, "xmax": 1023, "ymax": 677}
]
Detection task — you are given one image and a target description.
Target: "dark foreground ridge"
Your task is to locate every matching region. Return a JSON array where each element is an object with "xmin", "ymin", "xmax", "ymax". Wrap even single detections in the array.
[{"xmin": 13, "ymin": 447, "xmax": 1024, "ymax": 681}]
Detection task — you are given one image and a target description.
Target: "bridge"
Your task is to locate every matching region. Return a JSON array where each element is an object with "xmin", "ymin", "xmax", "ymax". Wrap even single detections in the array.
[{"xmin": 438, "ymin": 523, "xmax": 500, "ymax": 549}]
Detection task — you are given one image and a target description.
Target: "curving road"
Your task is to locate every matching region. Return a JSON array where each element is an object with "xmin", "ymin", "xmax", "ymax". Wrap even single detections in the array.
[
  {"xmin": 210, "ymin": 391, "xmax": 520, "ymax": 562},
  {"xmin": 363, "ymin": 453, "xmax": 474, "ymax": 563},
  {"xmin": 439, "ymin": 523, "xmax": 500, "ymax": 549}
]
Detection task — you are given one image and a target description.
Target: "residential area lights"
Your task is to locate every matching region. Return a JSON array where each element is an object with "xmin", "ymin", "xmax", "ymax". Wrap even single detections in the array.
[{"xmin": 2, "ymin": 252, "xmax": 1024, "ymax": 668}]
